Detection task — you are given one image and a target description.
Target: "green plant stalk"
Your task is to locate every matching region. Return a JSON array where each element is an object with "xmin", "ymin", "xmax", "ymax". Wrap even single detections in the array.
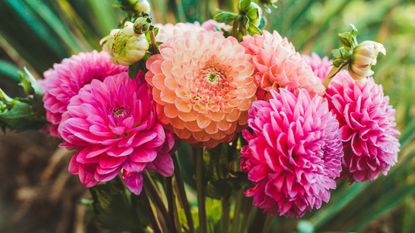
[
  {"xmin": 195, "ymin": 147, "xmax": 207, "ymax": 233},
  {"xmin": 165, "ymin": 177, "xmax": 178, "ymax": 233},
  {"xmin": 231, "ymin": 191, "xmax": 243, "ymax": 233},
  {"xmin": 248, "ymin": 208, "xmax": 266, "ymax": 233},
  {"xmin": 143, "ymin": 173, "xmax": 172, "ymax": 231},
  {"xmin": 141, "ymin": 189, "xmax": 162, "ymax": 233},
  {"xmin": 222, "ymin": 195, "xmax": 230, "ymax": 233},
  {"xmin": 172, "ymin": 152, "xmax": 195, "ymax": 233}
]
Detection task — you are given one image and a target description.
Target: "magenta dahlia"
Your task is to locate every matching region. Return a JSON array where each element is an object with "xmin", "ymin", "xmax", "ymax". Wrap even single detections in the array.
[
  {"xmin": 325, "ymin": 72, "xmax": 400, "ymax": 182},
  {"xmin": 58, "ymin": 72, "xmax": 174, "ymax": 195},
  {"xmin": 303, "ymin": 53, "xmax": 331, "ymax": 81},
  {"xmin": 40, "ymin": 51, "xmax": 126, "ymax": 137},
  {"xmin": 241, "ymin": 88, "xmax": 343, "ymax": 217}
]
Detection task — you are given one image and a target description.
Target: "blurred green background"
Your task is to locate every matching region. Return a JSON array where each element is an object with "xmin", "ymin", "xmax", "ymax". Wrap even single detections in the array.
[{"xmin": 0, "ymin": 0, "xmax": 415, "ymax": 232}]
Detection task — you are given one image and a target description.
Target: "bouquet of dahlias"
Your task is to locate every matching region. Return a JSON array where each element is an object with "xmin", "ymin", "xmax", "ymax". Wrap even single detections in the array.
[{"xmin": 0, "ymin": 0, "xmax": 400, "ymax": 232}]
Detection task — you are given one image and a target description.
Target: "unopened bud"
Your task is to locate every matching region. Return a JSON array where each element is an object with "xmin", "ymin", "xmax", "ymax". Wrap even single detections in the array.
[
  {"xmin": 101, "ymin": 22, "xmax": 149, "ymax": 66},
  {"xmin": 134, "ymin": 0, "xmax": 151, "ymax": 15},
  {"xmin": 247, "ymin": 2, "xmax": 262, "ymax": 27},
  {"xmin": 349, "ymin": 41, "xmax": 386, "ymax": 80},
  {"xmin": 134, "ymin": 17, "xmax": 151, "ymax": 34}
]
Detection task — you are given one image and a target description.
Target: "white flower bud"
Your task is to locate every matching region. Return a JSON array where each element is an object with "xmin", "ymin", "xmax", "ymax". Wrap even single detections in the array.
[
  {"xmin": 101, "ymin": 22, "xmax": 149, "ymax": 66},
  {"xmin": 247, "ymin": 2, "xmax": 262, "ymax": 27},
  {"xmin": 134, "ymin": 0, "xmax": 151, "ymax": 15},
  {"xmin": 349, "ymin": 40, "xmax": 386, "ymax": 80}
]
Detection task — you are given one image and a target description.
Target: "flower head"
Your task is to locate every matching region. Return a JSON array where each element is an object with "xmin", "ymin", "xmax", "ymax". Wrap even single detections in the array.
[
  {"xmin": 241, "ymin": 31, "xmax": 324, "ymax": 100},
  {"xmin": 350, "ymin": 41, "xmax": 386, "ymax": 80},
  {"xmin": 303, "ymin": 53, "xmax": 331, "ymax": 82},
  {"xmin": 325, "ymin": 72, "xmax": 399, "ymax": 182},
  {"xmin": 40, "ymin": 51, "xmax": 126, "ymax": 137},
  {"xmin": 58, "ymin": 73, "xmax": 174, "ymax": 195},
  {"xmin": 146, "ymin": 30, "xmax": 257, "ymax": 148},
  {"xmin": 241, "ymin": 88, "xmax": 343, "ymax": 217},
  {"xmin": 156, "ymin": 22, "xmax": 205, "ymax": 43},
  {"xmin": 101, "ymin": 21, "xmax": 149, "ymax": 66}
]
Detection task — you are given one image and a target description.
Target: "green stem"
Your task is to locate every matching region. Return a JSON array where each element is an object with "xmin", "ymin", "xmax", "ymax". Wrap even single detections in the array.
[
  {"xmin": 143, "ymin": 173, "xmax": 172, "ymax": 231},
  {"xmin": 323, "ymin": 63, "xmax": 347, "ymax": 88},
  {"xmin": 165, "ymin": 177, "xmax": 178, "ymax": 233},
  {"xmin": 150, "ymin": 29, "xmax": 159, "ymax": 54},
  {"xmin": 172, "ymin": 152, "xmax": 195, "ymax": 233},
  {"xmin": 248, "ymin": 210, "xmax": 266, "ymax": 233},
  {"xmin": 195, "ymin": 147, "xmax": 207, "ymax": 233},
  {"xmin": 141, "ymin": 189, "xmax": 162, "ymax": 233},
  {"xmin": 222, "ymin": 195, "xmax": 230, "ymax": 233},
  {"xmin": 231, "ymin": 191, "xmax": 243, "ymax": 233}
]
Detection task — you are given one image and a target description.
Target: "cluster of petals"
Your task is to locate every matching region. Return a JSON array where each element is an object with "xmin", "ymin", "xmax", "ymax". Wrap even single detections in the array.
[
  {"xmin": 325, "ymin": 72, "xmax": 400, "ymax": 182},
  {"xmin": 156, "ymin": 22, "xmax": 205, "ymax": 43},
  {"xmin": 241, "ymin": 88, "xmax": 343, "ymax": 217},
  {"xmin": 58, "ymin": 73, "xmax": 174, "ymax": 195},
  {"xmin": 303, "ymin": 53, "xmax": 331, "ymax": 81},
  {"xmin": 146, "ymin": 30, "xmax": 257, "ymax": 148},
  {"xmin": 241, "ymin": 31, "xmax": 324, "ymax": 100},
  {"xmin": 40, "ymin": 51, "xmax": 126, "ymax": 136}
]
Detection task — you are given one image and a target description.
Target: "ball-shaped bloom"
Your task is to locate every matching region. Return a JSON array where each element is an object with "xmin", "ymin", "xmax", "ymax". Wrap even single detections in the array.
[
  {"xmin": 58, "ymin": 73, "xmax": 174, "ymax": 195},
  {"xmin": 40, "ymin": 51, "xmax": 126, "ymax": 137},
  {"xmin": 325, "ymin": 72, "xmax": 399, "ymax": 182},
  {"xmin": 303, "ymin": 53, "xmax": 331, "ymax": 81},
  {"xmin": 146, "ymin": 30, "xmax": 257, "ymax": 148},
  {"xmin": 156, "ymin": 22, "xmax": 205, "ymax": 43},
  {"xmin": 241, "ymin": 88, "xmax": 343, "ymax": 217},
  {"xmin": 241, "ymin": 31, "xmax": 324, "ymax": 100}
]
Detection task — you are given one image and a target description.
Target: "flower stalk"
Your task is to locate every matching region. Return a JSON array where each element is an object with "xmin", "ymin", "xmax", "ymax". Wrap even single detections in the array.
[{"xmin": 195, "ymin": 147, "xmax": 207, "ymax": 233}]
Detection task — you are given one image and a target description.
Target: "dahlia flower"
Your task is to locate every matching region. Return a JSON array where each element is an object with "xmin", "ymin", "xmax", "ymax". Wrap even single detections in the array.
[
  {"xmin": 58, "ymin": 73, "xmax": 174, "ymax": 195},
  {"xmin": 241, "ymin": 31, "xmax": 324, "ymax": 100},
  {"xmin": 146, "ymin": 30, "xmax": 257, "ymax": 148},
  {"xmin": 303, "ymin": 53, "xmax": 331, "ymax": 81},
  {"xmin": 40, "ymin": 51, "xmax": 126, "ymax": 137},
  {"xmin": 325, "ymin": 72, "xmax": 399, "ymax": 182},
  {"xmin": 241, "ymin": 88, "xmax": 343, "ymax": 217},
  {"xmin": 156, "ymin": 22, "xmax": 205, "ymax": 43}
]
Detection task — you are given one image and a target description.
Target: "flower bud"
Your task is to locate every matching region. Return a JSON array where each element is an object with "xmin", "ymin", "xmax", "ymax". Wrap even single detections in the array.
[
  {"xmin": 133, "ymin": 0, "xmax": 151, "ymax": 15},
  {"xmin": 133, "ymin": 17, "xmax": 151, "ymax": 34},
  {"xmin": 101, "ymin": 22, "xmax": 149, "ymax": 66},
  {"xmin": 247, "ymin": 2, "xmax": 262, "ymax": 27},
  {"xmin": 349, "ymin": 40, "xmax": 386, "ymax": 80}
]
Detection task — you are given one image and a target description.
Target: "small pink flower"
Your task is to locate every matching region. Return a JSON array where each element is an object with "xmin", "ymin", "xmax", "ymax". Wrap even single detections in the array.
[
  {"xmin": 59, "ymin": 72, "xmax": 174, "ymax": 195},
  {"xmin": 303, "ymin": 53, "xmax": 331, "ymax": 81},
  {"xmin": 325, "ymin": 72, "xmax": 400, "ymax": 182},
  {"xmin": 241, "ymin": 88, "xmax": 343, "ymax": 217},
  {"xmin": 40, "ymin": 51, "xmax": 126, "ymax": 137},
  {"xmin": 241, "ymin": 31, "xmax": 324, "ymax": 100}
]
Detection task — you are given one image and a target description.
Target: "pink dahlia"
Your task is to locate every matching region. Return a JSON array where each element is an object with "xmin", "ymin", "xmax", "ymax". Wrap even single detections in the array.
[
  {"xmin": 146, "ymin": 30, "xmax": 257, "ymax": 148},
  {"xmin": 303, "ymin": 53, "xmax": 331, "ymax": 81},
  {"xmin": 325, "ymin": 72, "xmax": 400, "ymax": 182},
  {"xmin": 40, "ymin": 51, "xmax": 126, "ymax": 137},
  {"xmin": 241, "ymin": 31, "xmax": 324, "ymax": 100},
  {"xmin": 58, "ymin": 73, "xmax": 174, "ymax": 195},
  {"xmin": 241, "ymin": 88, "xmax": 343, "ymax": 217},
  {"xmin": 156, "ymin": 22, "xmax": 205, "ymax": 43}
]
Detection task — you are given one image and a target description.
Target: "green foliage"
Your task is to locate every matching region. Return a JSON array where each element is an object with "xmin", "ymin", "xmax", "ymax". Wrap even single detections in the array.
[{"xmin": 1, "ymin": 0, "xmax": 415, "ymax": 232}]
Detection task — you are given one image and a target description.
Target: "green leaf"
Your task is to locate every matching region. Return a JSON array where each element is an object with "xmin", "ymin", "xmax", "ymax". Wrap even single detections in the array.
[
  {"xmin": 238, "ymin": 0, "xmax": 251, "ymax": 12},
  {"xmin": 0, "ymin": 60, "xmax": 19, "ymax": 82},
  {"xmin": 213, "ymin": 11, "xmax": 237, "ymax": 24},
  {"xmin": 19, "ymin": 67, "xmax": 43, "ymax": 96}
]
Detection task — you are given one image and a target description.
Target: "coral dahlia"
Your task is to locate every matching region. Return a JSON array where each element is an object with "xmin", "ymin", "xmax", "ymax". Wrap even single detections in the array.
[
  {"xmin": 241, "ymin": 31, "xmax": 324, "ymax": 100},
  {"xmin": 40, "ymin": 51, "xmax": 126, "ymax": 137},
  {"xmin": 325, "ymin": 72, "xmax": 400, "ymax": 182},
  {"xmin": 303, "ymin": 53, "xmax": 331, "ymax": 81},
  {"xmin": 58, "ymin": 73, "xmax": 174, "ymax": 195},
  {"xmin": 146, "ymin": 30, "xmax": 257, "ymax": 148},
  {"xmin": 241, "ymin": 88, "xmax": 343, "ymax": 217}
]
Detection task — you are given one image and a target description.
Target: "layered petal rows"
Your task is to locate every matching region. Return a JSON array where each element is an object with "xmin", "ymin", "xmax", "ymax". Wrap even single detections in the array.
[
  {"xmin": 241, "ymin": 89, "xmax": 343, "ymax": 217},
  {"xmin": 40, "ymin": 51, "xmax": 126, "ymax": 136},
  {"xmin": 325, "ymin": 72, "xmax": 400, "ymax": 182},
  {"xmin": 58, "ymin": 73, "xmax": 174, "ymax": 194},
  {"xmin": 241, "ymin": 31, "xmax": 324, "ymax": 100},
  {"xmin": 146, "ymin": 30, "xmax": 257, "ymax": 148}
]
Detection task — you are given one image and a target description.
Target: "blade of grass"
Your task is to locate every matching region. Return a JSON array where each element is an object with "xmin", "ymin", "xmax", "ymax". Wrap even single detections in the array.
[{"xmin": 0, "ymin": 60, "xmax": 20, "ymax": 81}]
